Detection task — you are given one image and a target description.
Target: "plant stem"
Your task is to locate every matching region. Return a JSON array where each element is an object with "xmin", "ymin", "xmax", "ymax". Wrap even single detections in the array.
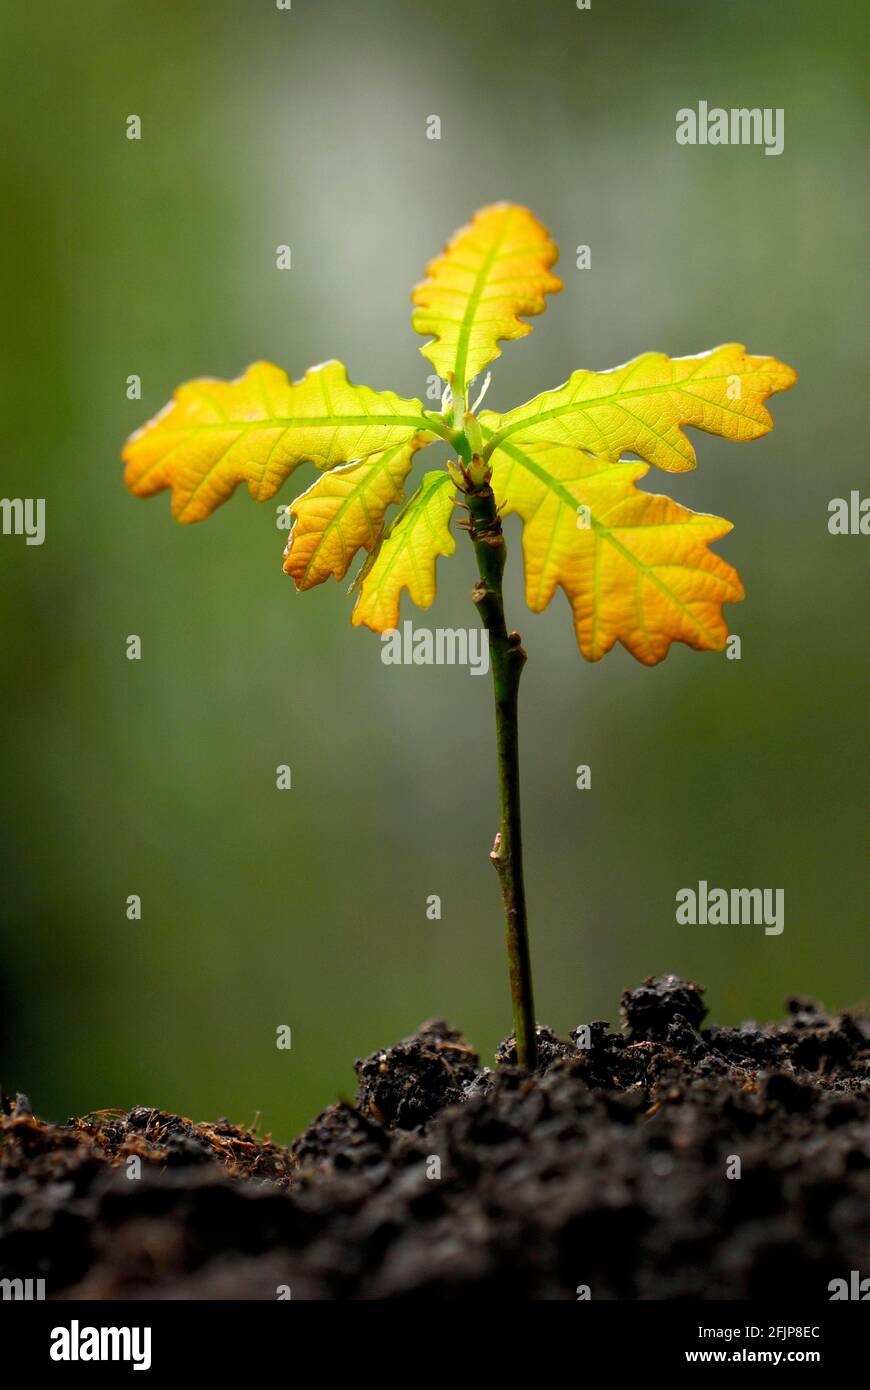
[{"xmin": 465, "ymin": 479, "xmax": 537, "ymax": 1070}]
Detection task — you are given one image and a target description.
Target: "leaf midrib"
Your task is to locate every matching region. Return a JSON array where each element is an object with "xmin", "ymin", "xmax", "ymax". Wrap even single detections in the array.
[
  {"xmin": 451, "ymin": 209, "xmax": 514, "ymax": 391},
  {"xmin": 155, "ymin": 413, "xmax": 432, "ymax": 435},
  {"xmin": 486, "ymin": 371, "xmax": 771, "ymax": 453}
]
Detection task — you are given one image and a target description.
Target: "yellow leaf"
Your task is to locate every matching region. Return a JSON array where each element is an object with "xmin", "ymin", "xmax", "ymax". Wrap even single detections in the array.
[
  {"xmin": 491, "ymin": 439, "xmax": 744, "ymax": 664},
  {"xmin": 123, "ymin": 360, "xmax": 431, "ymax": 523},
  {"xmin": 352, "ymin": 471, "xmax": 456, "ymax": 632},
  {"xmin": 412, "ymin": 203, "xmax": 562, "ymax": 392},
  {"xmin": 482, "ymin": 344, "xmax": 796, "ymax": 473},
  {"xmin": 283, "ymin": 438, "xmax": 424, "ymax": 590}
]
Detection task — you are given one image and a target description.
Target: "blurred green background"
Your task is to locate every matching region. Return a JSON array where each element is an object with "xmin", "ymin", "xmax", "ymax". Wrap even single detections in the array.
[{"xmin": 1, "ymin": 0, "xmax": 867, "ymax": 1142}]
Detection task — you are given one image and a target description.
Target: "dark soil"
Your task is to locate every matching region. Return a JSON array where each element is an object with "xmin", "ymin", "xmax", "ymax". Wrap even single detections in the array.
[{"xmin": 1, "ymin": 976, "xmax": 868, "ymax": 1300}]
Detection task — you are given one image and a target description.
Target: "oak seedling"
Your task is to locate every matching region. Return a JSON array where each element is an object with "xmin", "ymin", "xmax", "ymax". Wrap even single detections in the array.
[{"xmin": 123, "ymin": 203, "xmax": 796, "ymax": 1068}]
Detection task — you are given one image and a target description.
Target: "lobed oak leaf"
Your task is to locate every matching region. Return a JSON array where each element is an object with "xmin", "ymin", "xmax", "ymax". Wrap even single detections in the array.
[
  {"xmin": 490, "ymin": 438, "xmax": 744, "ymax": 664},
  {"xmin": 282, "ymin": 437, "xmax": 426, "ymax": 590},
  {"xmin": 412, "ymin": 202, "xmax": 562, "ymax": 393},
  {"xmin": 123, "ymin": 360, "xmax": 431, "ymax": 523},
  {"xmin": 481, "ymin": 344, "xmax": 797, "ymax": 473},
  {"xmin": 351, "ymin": 471, "xmax": 456, "ymax": 633}
]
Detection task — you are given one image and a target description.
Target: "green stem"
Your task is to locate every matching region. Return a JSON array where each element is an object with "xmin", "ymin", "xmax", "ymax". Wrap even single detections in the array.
[{"xmin": 465, "ymin": 480, "xmax": 537, "ymax": 1069}]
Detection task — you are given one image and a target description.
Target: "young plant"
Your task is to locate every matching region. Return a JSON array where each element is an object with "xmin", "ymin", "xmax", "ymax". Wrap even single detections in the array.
[{"xmin": 123, "ymin": 203, "xmax": 795, "ymax": 1068}]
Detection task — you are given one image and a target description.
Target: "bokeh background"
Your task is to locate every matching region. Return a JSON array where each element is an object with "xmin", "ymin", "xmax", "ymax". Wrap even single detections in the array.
[{"xmin": 1, "ymin": 0, "xmax": 867, "ymax": 1141}]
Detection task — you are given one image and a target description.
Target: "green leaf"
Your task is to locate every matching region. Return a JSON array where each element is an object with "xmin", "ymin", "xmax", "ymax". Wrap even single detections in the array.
[{"xmin": 352, "ymin": 471, "xmax": 456, "ymax": 631}]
